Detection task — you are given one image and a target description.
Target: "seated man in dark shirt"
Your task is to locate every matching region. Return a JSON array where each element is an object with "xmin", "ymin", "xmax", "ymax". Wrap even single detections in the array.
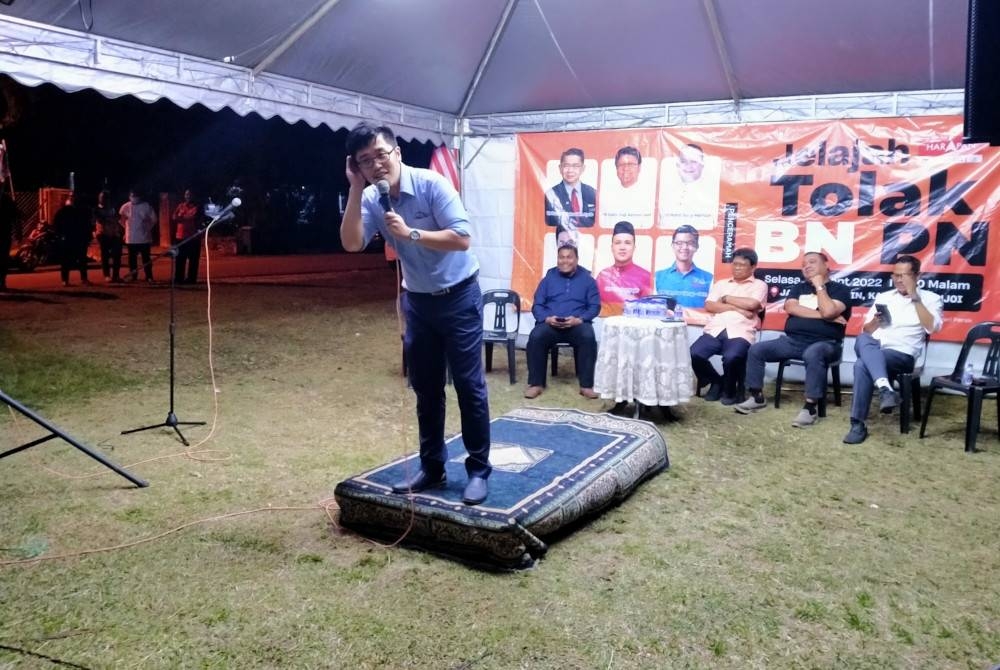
[
  {"xmin": 735, "ymin": 251, "xmax": 854, "ymax": 427},
  {"xmin": 524, "ymin": 244, "xmax": 602, "ymax": 400}
]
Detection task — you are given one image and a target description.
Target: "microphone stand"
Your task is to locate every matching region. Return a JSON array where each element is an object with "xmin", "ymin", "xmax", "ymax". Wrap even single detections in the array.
[{"xmin": 120, "ymin": 214, "xmax": 225, "ymax": 446}]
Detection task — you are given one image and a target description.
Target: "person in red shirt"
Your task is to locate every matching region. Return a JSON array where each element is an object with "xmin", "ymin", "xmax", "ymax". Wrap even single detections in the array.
[{"xmin": 171, "ymin": 188, "xmax": 202, "ymax": 284}]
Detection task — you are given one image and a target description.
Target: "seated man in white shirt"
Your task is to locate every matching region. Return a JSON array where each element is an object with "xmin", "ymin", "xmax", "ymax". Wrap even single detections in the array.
[{"xmin": 843, "ymin": 254, "xmax": 944, "ymax": 444}]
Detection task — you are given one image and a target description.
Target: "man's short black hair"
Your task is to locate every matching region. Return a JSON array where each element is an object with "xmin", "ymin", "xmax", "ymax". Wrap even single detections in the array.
[
  {"xmin": 805, "ymin": 251, "xmax": 829, "ymax": 263},
  {"xmin": 560, "ymin": 148, "xmax": 585, "ymax": 163},
  {"xmin": 733, "ymin": 247, "xmax": 758, "ymax": 266},
  {"xmin": 612, "ymin": 220, "xmax": 636, "ymax": 238},
  {"xmin": 615, "ymin": 146, "xmax": 641, "ymax": 165},
  {"xmin": 672, "ymin": 224, "xmax": 699, "ymax": 242},
  {"xmin": 557, "ymin": 244, "xmax": 579, "ymax": 258},
  {"xmin": 346, "ymin": 122, "xmax": 396, "ymax": 158},
  {"xmin": 895, "ymin": 254, "xmax": 921, "ymax": 274}
]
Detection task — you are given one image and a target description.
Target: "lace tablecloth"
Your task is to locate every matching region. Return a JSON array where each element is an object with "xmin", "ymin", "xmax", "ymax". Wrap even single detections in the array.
[{"xmin": 594, "ymin": 316, "xmax": 694, "ymax": 406}]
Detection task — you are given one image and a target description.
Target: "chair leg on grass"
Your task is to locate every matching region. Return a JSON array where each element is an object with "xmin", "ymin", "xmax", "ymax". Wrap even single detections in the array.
[
  {"xmin": 506, "ymin": 340, "xmax": 516, "ymax": 385},
  {"xmin": 966, "ymin": 387, "xmax": 984, "ymax": 453}
]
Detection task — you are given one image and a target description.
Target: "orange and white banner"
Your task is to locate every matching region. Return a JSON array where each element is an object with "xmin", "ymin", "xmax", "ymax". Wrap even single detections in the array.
[{"xmin": 512, "ymin": 116, "xmax": 1000, "ymax": 342}]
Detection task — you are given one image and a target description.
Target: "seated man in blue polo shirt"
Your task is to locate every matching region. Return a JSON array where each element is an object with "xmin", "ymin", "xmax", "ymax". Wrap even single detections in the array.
[
  {"xmin": 524, "ymin": 244, "xmax": 602, "ymax": 400},
  {"xmin": 341, "ymin": 121, "xmax": 491, "ymax": 506}
]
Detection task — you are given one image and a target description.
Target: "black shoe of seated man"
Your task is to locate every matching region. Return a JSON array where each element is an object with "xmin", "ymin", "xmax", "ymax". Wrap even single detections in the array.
[
  {"xmin": 719, "ymin": 393, "xmax": 741, "ymax": 406},
  {"xmin": 391, "ymin": 469, "xmax": 446, "ymax": 494},
  {"xmin": 462, "ymin": 476, "xmax": 488, "ymax": 506},
  {"xmin": 703, "ymin": 382, "xmax": 723, "ymax": 402},
  {"xmin": 843, "ymin": 421, "xmax": 869, "ymax": 444},
  {"xmin": 878, "ymin": 387, "xmax": 900, "ymax": 414}
]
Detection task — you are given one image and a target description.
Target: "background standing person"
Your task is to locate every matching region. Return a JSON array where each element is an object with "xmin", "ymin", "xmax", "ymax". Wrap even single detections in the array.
[
  {"xmin": 0, "ymin": 188, "xmax": 15, "ymax": 291},
  {"xmin": 119, "ymin": 189, "xmax": 156, "ymax": 282},
  {"xmin": 171, "ymin": 188, "xmax": 201, "ymax": 284},
  {"xmin": 52, "ymin": 193, "xmax": 92, "ymax": 287},
  {"xmin": 94, "ymin": 189, "xmax": 123, "ymax": 282},
  {"xmin": 340, "ymin": 122, "xmax": 492, "ymax": 506}
]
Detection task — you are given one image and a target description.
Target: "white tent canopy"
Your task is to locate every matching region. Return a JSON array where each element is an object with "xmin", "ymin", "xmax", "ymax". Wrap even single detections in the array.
[{"xmin": 0, "ymin": 0, "xmax": 969, "ymax": 140}]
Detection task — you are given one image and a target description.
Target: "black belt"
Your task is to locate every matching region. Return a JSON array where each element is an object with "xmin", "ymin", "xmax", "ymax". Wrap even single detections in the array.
[{"xmin": 416, "ymin": 272, "xmax": 478, "ymax": 296}]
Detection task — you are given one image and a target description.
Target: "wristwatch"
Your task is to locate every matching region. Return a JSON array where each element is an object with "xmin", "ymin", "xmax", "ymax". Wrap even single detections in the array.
[
  {"xmin": 720, "ymin": 295, "xmax": 728, "ymax": 304},
  {"xmin": 409, "ymin": 228, "xmax": 421, "ymax": 242}
]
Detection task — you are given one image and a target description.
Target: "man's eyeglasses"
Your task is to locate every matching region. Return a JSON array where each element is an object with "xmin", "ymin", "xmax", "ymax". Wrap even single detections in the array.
[
  {"xmin": 672, "ymin": 240, "xmax": 697, "ymax": 248},
  {"xmin": 356, "ymin": 148, "xmax": 396, "ymax": 169},
  {"xmin": 891, "ymin": 273, "xmax": 914, "ymax": 280}
]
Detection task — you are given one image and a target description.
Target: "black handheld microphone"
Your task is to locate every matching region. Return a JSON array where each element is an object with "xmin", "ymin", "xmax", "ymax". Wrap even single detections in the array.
[{"xmin": 376, "ymin": 180, "xmax": 393, "ymax": 213}]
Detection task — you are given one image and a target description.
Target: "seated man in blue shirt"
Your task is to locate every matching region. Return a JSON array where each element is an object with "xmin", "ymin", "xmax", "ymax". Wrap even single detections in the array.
[
  {"xmin": 524, "ymin": 244, "xmax": 602, "ymax": 400},
  {"xmin": 654, "ymin": 224, "xmax": 713, "ymax": 308},
  {"xmin": 341, "ymin": 122, "xmax": 491, "ymax": 506}
]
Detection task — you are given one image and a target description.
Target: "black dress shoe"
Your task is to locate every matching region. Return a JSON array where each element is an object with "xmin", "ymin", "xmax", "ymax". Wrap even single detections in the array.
[
  {"xmin": 391, "ymin": 469, "xmax": 446, "ymax": 494},
  {"xmin": 462, "ymin": 476, "xmax": 488, "ymax": 505},
  {"xmin": 703, "ymin": 382, "xmax": 723, "ymax": 402}
]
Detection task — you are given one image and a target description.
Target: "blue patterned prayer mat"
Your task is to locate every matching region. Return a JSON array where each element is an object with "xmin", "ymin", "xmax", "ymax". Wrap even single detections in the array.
[{"xmin": 334, "ymin": 407, "xmax": 669, "ymax": 569}]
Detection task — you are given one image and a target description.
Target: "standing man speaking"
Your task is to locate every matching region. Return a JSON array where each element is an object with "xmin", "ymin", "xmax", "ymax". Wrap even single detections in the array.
[{"xmin": 340, "ymin": 123, "xmax": 492, "ymax": 506}]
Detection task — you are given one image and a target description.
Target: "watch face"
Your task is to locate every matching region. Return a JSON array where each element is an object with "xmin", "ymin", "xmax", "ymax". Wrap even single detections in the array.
[{"xmin": 410, "ymin": 229, "xmax": 420, "ymax": 240}]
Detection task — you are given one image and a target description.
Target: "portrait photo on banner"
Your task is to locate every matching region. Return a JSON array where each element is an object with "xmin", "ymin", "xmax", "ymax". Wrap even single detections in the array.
[{"xmin": 598, "ymin": 145, "xmax": 658, "ymax": 230}]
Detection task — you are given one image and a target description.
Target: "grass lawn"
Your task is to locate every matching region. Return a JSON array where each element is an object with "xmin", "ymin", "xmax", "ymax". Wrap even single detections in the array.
[{"xmin": 1, "ymin": 262, "xmax": 999, "ymax": 669}]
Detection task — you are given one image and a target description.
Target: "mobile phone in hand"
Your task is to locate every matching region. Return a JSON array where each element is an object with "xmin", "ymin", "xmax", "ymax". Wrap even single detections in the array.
[{"xmin": 874, "ymin": 303, "xmax": 891, "ymax": 326}]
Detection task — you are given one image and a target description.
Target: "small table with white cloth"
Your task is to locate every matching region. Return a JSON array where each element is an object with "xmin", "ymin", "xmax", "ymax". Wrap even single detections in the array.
[{"xmin": 593, "ymin": 316, "xmax": 694, "ymax": 417}]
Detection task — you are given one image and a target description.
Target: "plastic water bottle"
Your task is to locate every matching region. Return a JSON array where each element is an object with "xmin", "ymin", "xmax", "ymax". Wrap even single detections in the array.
[
  {"xmin": 961, "ymin": 362, "xmax": 974, "ymax": 385},
  {"xmin": 673, "ymin": 304, "xmax": 684, "ymax": 322}
]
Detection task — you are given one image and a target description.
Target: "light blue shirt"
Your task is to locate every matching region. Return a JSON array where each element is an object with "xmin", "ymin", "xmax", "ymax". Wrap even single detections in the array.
[
  {"xmin": 361, "ymin": 163, "xmax": 478, "ymax": 293},
  {"xmin": 654, "ymin": 263, "xmax": 714, "ymax": 308}
]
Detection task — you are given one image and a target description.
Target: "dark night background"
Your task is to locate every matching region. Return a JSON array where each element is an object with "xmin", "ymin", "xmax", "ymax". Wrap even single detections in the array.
[{"xmin": 0, "ymin": 75, "xmax": 436, "ymax": 251}]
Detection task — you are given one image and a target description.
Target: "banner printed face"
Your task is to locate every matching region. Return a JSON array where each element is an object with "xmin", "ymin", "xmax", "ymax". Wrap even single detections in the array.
[{"xmin": 513, "ymin": 116, "xmax": 1000, "ymax": 341}]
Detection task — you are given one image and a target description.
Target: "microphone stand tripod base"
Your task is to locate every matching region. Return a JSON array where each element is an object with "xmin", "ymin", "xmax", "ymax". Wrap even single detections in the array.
[{"xmin": 121, "ymin": 412, "xmax": 206, "ymax": 447}]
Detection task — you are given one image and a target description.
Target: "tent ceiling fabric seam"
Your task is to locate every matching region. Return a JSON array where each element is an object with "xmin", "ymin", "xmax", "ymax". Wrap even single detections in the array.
[{"xmin": 461, "ymin": 90, "xmax": 964, "ymax": 136}]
